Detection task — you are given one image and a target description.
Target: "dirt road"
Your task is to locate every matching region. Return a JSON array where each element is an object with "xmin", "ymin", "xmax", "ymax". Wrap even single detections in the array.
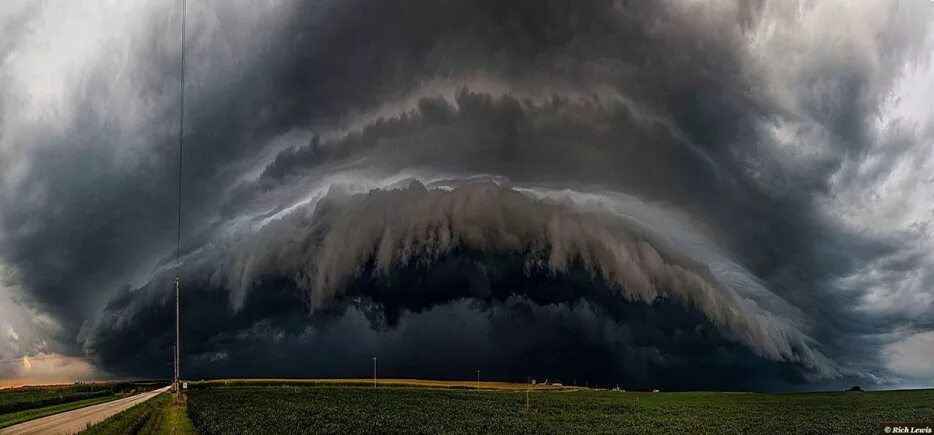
[{"xmin": 0, "ymin": 385, "xmax": 171, "ymax": 435}]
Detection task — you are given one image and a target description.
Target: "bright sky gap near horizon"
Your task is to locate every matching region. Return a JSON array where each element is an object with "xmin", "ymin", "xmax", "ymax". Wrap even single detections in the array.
[{"xmin": 0, "ymin": 0, "xmax": 932, "ymax": 391}]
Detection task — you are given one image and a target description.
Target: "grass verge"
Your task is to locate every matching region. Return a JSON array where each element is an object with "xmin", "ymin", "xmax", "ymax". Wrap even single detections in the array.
[{"xmin": 81, "ymin": 393, "xmax": 196, "ymax": 435}]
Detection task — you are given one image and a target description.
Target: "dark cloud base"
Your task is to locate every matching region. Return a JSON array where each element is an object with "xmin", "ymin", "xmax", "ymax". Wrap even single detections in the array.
[{"xmin": 89, "ymin": 249, "xmax": 833, "ymax": 392}]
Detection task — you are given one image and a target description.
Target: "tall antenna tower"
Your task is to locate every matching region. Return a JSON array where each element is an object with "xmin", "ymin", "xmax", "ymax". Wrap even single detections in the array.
[{"xmin": 174, "ymin": 0, "xmax": 186, "ymax": 399}]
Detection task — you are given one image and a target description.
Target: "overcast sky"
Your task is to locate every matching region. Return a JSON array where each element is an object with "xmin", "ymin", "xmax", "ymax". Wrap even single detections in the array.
[{"xmin": 1, "ymin": 0, "xmax": 932, "ymax": 391}]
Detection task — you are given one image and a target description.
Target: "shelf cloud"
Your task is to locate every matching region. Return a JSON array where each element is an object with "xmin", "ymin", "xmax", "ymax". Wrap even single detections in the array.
[{"xmin": 1, "ymin": 0, "xmax": 932, "ymax": 390}]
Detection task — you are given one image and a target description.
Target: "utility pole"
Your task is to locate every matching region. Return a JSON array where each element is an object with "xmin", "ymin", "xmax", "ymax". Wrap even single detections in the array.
[
  {"xmin": 525, "ymin": 386, "xmax": 530, "ymax": 412},
  {"xmin": 373, "ymin": 357, "xmax": 377, "ymax": 387},
  {"xmin": 174, "ymin": 0, "xmax": 186, "ymax": 400},
  {"xmin": 175, "ymin": 277, "xmax": 180, "ymax": 398},
  {"xmin": 476, "ymin": 370, "xmax": 480, "ymax": 390}
]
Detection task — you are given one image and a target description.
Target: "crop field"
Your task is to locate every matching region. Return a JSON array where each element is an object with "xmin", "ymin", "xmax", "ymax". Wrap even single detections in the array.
[
  {"xmin": 192, "ymin": 378, "xmax": 565, "ymax": 391},
  {"xmin": 186, "ymin": 383, "xmax": 934, "ymax": 434},
  {"xmin": 0, "ymin": 382, "xmax": 159, "ymax": 428},
  {"xmin": 0, "ymin": 385, "xmax": 113, "ymax": 428},
  {"xmin": 0, "ymin": 386, "xmax": 109, "ymax": 415}
]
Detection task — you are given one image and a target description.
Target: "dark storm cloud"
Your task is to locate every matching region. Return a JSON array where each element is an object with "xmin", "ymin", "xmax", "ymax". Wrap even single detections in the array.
[
  {"xmin": 235, "ymin": 86, "xmax": 916, "ymax": 366},
  {"xmin": 87, "ymin": 282, "xmax": 815, "ymax": 391},
  {"xmin": 224, "ymin": 182, "xmax": 826, "ymax": 367},
  {"xmin": 83, "ymin": 196, "xmax": 821, "ymax": 390},
  {"xmin": 82, "ymin": 182, "xmax": 840, "ymax": 386},
  {"xmin": 2, "ymin": 0, "xmax": 932, "ymax": 388}
]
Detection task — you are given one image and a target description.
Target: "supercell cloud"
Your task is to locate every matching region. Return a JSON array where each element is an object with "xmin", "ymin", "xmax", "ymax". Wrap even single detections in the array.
[{"xmin": 1, "ymin": 0, "xmax": 932, "ymax": 390}]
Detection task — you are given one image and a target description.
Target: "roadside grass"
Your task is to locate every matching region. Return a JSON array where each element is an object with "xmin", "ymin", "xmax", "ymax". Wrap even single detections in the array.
[
  {"xmin": 81, "ymin": 393, "xmax": 196, "ymax": 435},
  {"xmin": 156, "ymin": 395, "xmax": 197, "ymax": 435},
  {"xmin": 0, "ymin": 395, "xmax": 120, "ymax": 429}
]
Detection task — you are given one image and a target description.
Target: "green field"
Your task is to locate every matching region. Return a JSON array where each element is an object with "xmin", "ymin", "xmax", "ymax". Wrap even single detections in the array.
[
  {"xmin": 183, "ymin": 383, "xmax": 934, "ymax": 434},
  {"xmin": 0, "ymin": 395, "xmax": 120, "ymax": 429},
  {"xmin": 6, "ymin": 380, "xmax": 928, "ymax": 434},
  {"xmin": 0, "ymin": 386, "xmax": 109, "ymax": 415},
  {"xmin": 0, "ymin": 383, "xmax": 160, "ymax": 429},
  {"xmin": 0, "ymin": 385, "xmax": 113, "ymax": 429}
]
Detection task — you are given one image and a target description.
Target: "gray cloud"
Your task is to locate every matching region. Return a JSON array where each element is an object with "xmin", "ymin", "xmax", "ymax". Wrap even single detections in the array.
[
  {"xmin": 217, "ymin": 182, "xmax": 840, "ymax": 376},
  {"xmin": 884, "ymin": 331, "xmax": 934, "ymax": 382},
  {"xmin": 1, "ymin": 0, "xmax": 932, "ymax": 389}
]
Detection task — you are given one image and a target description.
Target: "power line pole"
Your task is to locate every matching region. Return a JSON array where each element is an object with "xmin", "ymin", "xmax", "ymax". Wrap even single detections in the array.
[
  {"xmin": 373, "ymin": 357, "xmax": 377, "ymax": 387},
  {"xmin": 174, "ymin": 0, "xmax": 186, "ymax": 400},
  {"xmin": 175, "ymin": 278, "xmax": 180, "ymax": 397},
  {"xmin": 476, "ymin": 370, "xmax": 480, "ymax": 390}
]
